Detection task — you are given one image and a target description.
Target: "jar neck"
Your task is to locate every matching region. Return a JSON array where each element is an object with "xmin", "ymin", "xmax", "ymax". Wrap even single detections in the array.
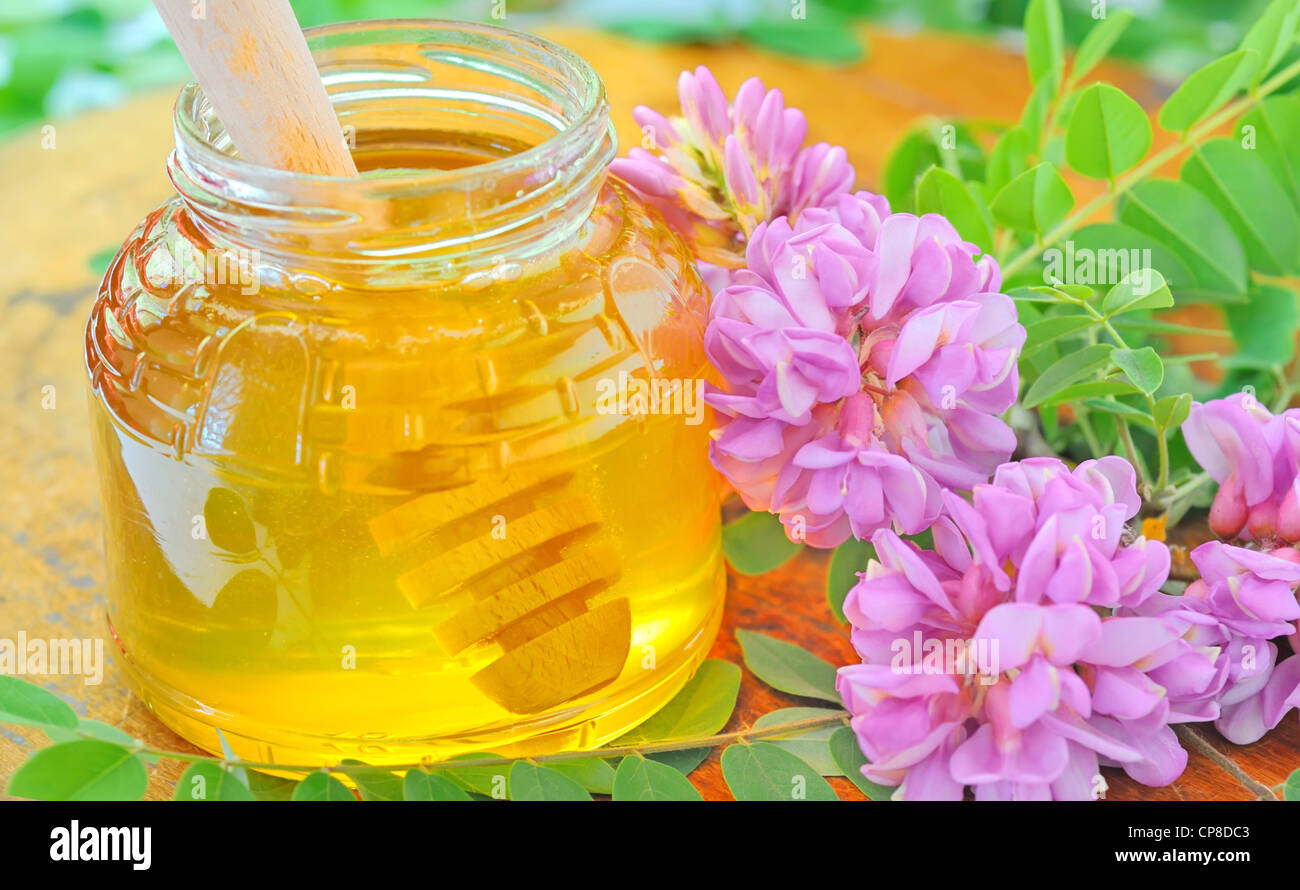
[{"xmin": 167, "ymin": 20, "xmax": 616, "ymax": 285}]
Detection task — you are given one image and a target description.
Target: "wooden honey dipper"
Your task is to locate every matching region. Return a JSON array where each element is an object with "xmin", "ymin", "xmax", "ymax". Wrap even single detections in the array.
[{"xmin": 156, "ymin": 0, "xmax": 632, "ymax": 714}]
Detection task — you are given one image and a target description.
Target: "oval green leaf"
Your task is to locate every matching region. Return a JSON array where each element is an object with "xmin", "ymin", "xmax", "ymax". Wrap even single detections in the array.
[
  {"xmin": 1181, "ymin": 138, "xmax": 1300, "ymax": 275},
  {"xmin": 1238, "ymin": 0, "xmax": 1300, "ymax": 86},
  {"xmin": 174, "ymin": 761, "xmax": 254, "ymax": 801},
  {"xmin": 291, "ymin": 771, "xmax": 356, "ymax": 801},
  {"xmin": 1159, "ymin": 49, "xmax": 1260, "ymax": 133},
  {"xmin": 204, "ymin": 487, "xmax": 257, "ymax": 553},
  {"xmin": 508, "ymin": 762, "xmax": 592, "ymax": 801},
  {"xmin": 403, "ymin": 769, "xmax": 472, "ymax": 801},
  {"xmin": 829, "ymin": 727, "xmax": 896, "ymax": 800},
  {"xmin": 612, "ymin": 755, "xmax": 703, "ymax": 801},
  {"xmin": 735, "ymin": 629, "xmax": 840, "ymax": 703},
  {"xmin": 1024, "ymin": 0, "xmax": 1064, "ymax": 91},
  {"xmin": 915, "ymin": 165, "xmax": 994, "ymax": 252},
  {"xmin": 8, "ymin": 740, "xmax": 146, "ymax": 801},
  {"xmin": 545, "ymin": 757, "xmax": 616, "ymax": 795},
  {"xmin": 1022, "ymin": 343, "xmax": 1115, "ymax": 408},
  {"xmin": 0, "ymin": 675, "xmax": 78, "ymax": 730},
  {"xmin": 1101, "ymin": 269, "xmax": 1173, "ymax": 317},
  {"xmin": 990, "ymin": 162, "xmax": 1074, "ymax": 236},
  {"xmin": 613, "ymin": 659, "xmax": 741, "ymax": 744},
  {"xmin": 1070, "ymin": 9, "xmax": 1135, "ymax": 83},
  {"xmin": 827, "ymin": 537, "xmax": 874, "ymax": 625},
  {"xmin": 1119, "ymin": 179, "xmax": 1247, "ymax": 294},
  {"xmin": 1111, "ymin": 346, "xmax": 1164, "ymax": 395},
  {"xmin": 753, "ymin": 707, "xmax": 844, "ymax": 776},
  {"xmin": 1065, "ymin": 83, "xmax": 1151, "ymax": 180},
  {"xmin": 720, "ymin": 742, "xmax": 839, "ymax": 801},
  {"xmin": 722, "ymin": 510, "xmax": 803, "ymax": 575}
]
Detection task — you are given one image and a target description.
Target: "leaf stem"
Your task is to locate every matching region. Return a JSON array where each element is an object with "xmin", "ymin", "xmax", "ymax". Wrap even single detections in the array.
[{"xmin": 50, "ymin": 713, "xmax": 852, "ymax": 776}]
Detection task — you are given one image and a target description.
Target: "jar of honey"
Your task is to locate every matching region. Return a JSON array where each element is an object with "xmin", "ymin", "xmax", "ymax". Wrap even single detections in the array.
[{"xmin": 85, "ymin": 20, "xmax": 725, "ymax": 767}]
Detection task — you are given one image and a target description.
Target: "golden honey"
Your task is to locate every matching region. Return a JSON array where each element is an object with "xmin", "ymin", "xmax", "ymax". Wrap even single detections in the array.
[{"xmin": 85, "ymin": 21, "xmax": 725, "ymax": 767}]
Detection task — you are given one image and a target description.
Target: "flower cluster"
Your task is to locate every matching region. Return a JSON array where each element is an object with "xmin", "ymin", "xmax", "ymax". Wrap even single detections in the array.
[
  {"xmin": 705, "ymin": 191, "xmax": 1024, "ymax": 547},
  {"xmin": 1182, "ymin": 393, "xmax": 1300, "ymax": 543},
  {"xmin": 1127, "ymin": 542, "xmax": 1300, "ymax": 744},
  {"xmin": 611, "ymin": 67, "xmax": 854, "ymax": 269},
  {"xmin": 836, "ymin": 457, "xmax": 1300, "ymax": 800}
]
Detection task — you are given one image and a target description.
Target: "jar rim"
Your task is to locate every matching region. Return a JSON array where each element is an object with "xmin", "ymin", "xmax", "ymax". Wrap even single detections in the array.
[
  {"xmin": 172, "ymin": 18, "xmax": 609, "ymax": 190},
  {"xmin": 166, "ymin": 19, "xmax": 619, "ymax": 274}
]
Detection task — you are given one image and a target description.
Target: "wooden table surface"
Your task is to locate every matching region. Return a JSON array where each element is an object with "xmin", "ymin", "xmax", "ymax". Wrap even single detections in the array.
[{"xmin": 1, "ymin": 23, "xmax": 1292, "ymax": 801}]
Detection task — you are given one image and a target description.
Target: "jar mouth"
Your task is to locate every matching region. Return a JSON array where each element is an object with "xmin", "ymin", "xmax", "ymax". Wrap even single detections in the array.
[{"xmin": 169, "ymin": 19, "xmax": 617, "ymax": 275}]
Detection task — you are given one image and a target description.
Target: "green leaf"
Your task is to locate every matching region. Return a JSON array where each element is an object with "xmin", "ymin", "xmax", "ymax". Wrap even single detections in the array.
[
  {"xmin": 1284, "ymin": 768, "xmax": 1300, "ymax": 800},
  {"xmin": 1024, "ymin": 0, "xmax": 1064, "ymax": 92},
  {"xmin": 720, "ymin": 742, "xmax": 839, "ymax": 801},
  {"xmin": 648, "ymin": 748, "xmax": 711, "ymax": 776},
  {"xmin": 722, "ymin": 510, "xmax": 802, "ymax": 575},
  {"xmin": 246, "ymin": 769, "xmax": 299, "ymax": 801},
  {"xmin": 545, "ymin": 757, "xmax": 616, "ymax": 795},
  {"xmin": 291, "ymin": 772, "xmax": 356, "ymax": 801},
  {"xmin": 8, "ymin": 741, "xmax": 146, "ymax": 801},
  {"xmin": 1021, "ymin": 77, "xmax": 1056, "ymax": 148},
  {"xmin": 753, "ymin": 708, "xmax": 844, "ymax": 776},
  {"xmin": 174, "ymin": 761, "xmax": 254, "ymax": 801},
  {"xmin": 204, "ymin": 487, "xmax": 257, "ymax": 553},
  {"xmin": 915, "ymin": 166, "xmax": 994, "ymax": 252},
  {"xmin": 0, "ymin": 675, "xmax": 78, "ymax": 730},
  {"xmin": 1038, "ymin": 379, "xmax": 1141, "ymax": 406},
  {"xmin": 985, "ymin": 125, "xmax": 1031, "ymax": 195},
  {"xmin": 1111, "ymin": 347, "xmax": 1164, "ymax": 394},
  {"xmin": 990, "ymin": 162, "xmax": 1074, "ymax": 236},
  {"xmin": 1080, "ymin": 398, "xmax": 1155, "ymax": 427},
  {"xmin": 1102, "ymin": 269, "xmax": 1173, "ymax": 316},
  {"xmin": 1153, "ymin": 393, "xmax": 1193, "ymax": 430},
  {"xmin": 1240, "ymin": 96, "xmax": 1300, "ymax": 209},
  {"xmin": 1067, "ymin": 223, "xmax": 1198, "ymax": 292},
  {"xmin": 508, "ymin": 762, "xmax": 592, "ymax": 801},
  {"xmin": 1159, "ymin": 49, "xmax": 1260, "ymax": 133},
  {"xmin": 611, "ymin": 755, "xmax": 703, "ymax": 801},
  {"xmin": 1181, "ymin": 139, "xmax": 1300, "ymax": 275},
  {"xmin": 1238, "ymin": 0, "xmax": 1300, "ymax": 85},
  {"xmin": 433, "ymin": 753, "xmax": 510, "ymax": 798},
  {"xmin": 614, "ymin": 659, "xmax": 741, "ymax": 744},
  {"xmin": 1021, "ymin": 314, "xmax": 1097, "ymax": 358},
  {"xmin": 1064, "ymin": 83, "xmax": 1152, "ymax": 180},
  {"xmin": 735, "ymin": 629, "xmax": 839, "ymax": 702},
  {"xmin": 1225, "ymin": 284, "xmax": 1300, "ymax": 369},
  {"xmin": 829, "ymin": 727, "xmax": 895, "ymax": 800},
  {"xmin": 1022, "ymin": 343, "xmax": 1115, "ymax": 408},
  {"xmin": 403, "ymin": 769, "xmax": 472, "ymax": 801},
  {"xmin": 740, "ymin": 16, "xmax": 864, "ymax": 63},
  {"xmin": 1119, "ymin": 179, "xmax": 1248, "ymax": 294},
  {"xmin": 827, "ymin": 537, "xmax": 874, "ymax": 624},
  {"xmin": 1070, "ymin": 9, "xmax": 1135, "ymax": 83},
  {"xmin": 342, "ymin": 760, "xmax": 404, "ymax": 801}
]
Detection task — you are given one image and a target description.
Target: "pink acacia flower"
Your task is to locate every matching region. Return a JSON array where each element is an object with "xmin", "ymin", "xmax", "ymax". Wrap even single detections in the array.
[
  {"xmin": 1181, "ymin": 393, "xmax": 1300, "ymax": 542},
  {"xmin": 706, "ymin": 191, "xmax": 1024, "ymax": 547},
  {"xmin": 1127, "ymin": 541, "xmax": 1300, "ymax": 744},
  {"xmin": 836, "ymin": 457, "xmax": 1196, "ymax": 800},
  {"xmin": 611, "ymin": 66, "xmax": 854, "ymax": 268}
]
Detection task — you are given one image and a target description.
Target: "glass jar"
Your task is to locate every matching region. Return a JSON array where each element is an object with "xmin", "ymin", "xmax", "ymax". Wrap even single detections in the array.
[{"xmin": 85, "ymin": 20, "xmax": 724, "ymax": 767}]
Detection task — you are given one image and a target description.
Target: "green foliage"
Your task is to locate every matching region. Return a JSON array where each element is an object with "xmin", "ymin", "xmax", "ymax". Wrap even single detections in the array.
[
  {"xmin": 829, "ymin": 727, "xmax": 895, "ymax": 800},
  {"xmin": 507, "ymin": 762, "xmax": 593, "ymax": 801},
  {"xmin": 9, "ymin": 740, "xmax": 147, "ymax": 801},
  {"xmin": 735, "ymin": 629, "xmax": 840, "ymax": 702},
  {"xmin": 613, "ymin": 658, "xmax": 741, "ymax": 744},
  {"xmin": 1064, "ymin": 83, "xmax": 1151, "ymax": 180},
  {"xmin": 826, "ymin": 537, "xmax": 875, "ymax": 624},
  {"xmin": 611, "ymin": 755, "xmax": 703, "ymax": 801},
  {"xmin": 721, "ymin": 510, "xmax": 802, "ymax": 575},
  {"xmin": 720, "ymin": 742, "xmax": 839, "ymax": 800}
]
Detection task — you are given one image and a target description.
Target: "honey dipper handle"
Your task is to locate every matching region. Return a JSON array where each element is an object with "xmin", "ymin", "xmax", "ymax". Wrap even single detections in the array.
[{"xmin": 153, "ymin": 0, "xmax": 359, "ymax": 177}]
